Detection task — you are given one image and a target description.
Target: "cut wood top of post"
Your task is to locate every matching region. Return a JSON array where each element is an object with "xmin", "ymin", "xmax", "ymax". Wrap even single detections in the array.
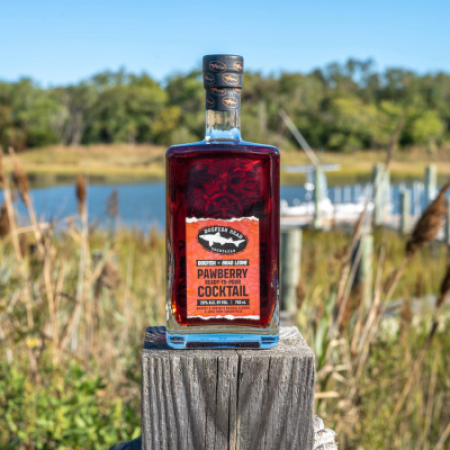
[{"xmin": 143, "ymin": 326, "xmax": 314, "ymax": 360}]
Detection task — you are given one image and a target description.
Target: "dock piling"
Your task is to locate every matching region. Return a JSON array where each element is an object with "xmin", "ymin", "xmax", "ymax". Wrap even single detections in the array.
[
  {"xmin": 400, "ymin": 189, "xmax": 411, "ymax": 235},
  {"xmin": 280, "ymin": 227, "xmax": 302, "ymax": 315},
  {"xmin": 314, "ymin": 167, "xmax": 323, "ymax": 229},
  {"xmin": 425, "ymin": 164, "xmax": 437, "ymax": 206}
]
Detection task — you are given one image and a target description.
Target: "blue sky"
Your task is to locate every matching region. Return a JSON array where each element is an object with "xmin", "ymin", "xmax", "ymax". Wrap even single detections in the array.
[{"xmin": 1, "ymin": 0, "xmax": 449, "ymax": 86}]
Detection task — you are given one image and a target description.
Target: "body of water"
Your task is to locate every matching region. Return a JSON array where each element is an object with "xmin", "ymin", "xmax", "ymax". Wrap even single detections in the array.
[{"xmin": 0, "ymin": 181, "xmax": 437, "ymax": 230}]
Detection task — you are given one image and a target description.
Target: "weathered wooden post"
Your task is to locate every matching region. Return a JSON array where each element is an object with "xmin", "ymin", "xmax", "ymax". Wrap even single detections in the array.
[
  {"xmin": 383, "ymin": 166, "xmax": 391, "ymax": 210},
  {"xmin": 140, "ymin": 326, "xmax": 315, "ymax": 450},
  {"xmin": 400, "ymin": 189, "xmax": 411, "ymax": 235},
  {"xmin": 334, "ymin": 186, "xmax": 341, "ymax": 204},
  {"xmin": 314, "ymin": 167, "xmax": 323, "ymax": 229},
  {"xmin": 372, "ymin": 164, "xmax": 384, "ymax": 226},
  {"xmin": 344, "ymin": 185, "xmax": 351, "ymax": 204},
  {"xmin": 355, "ymin": 184, "xmax": 361, "ymax": 202},
  {"xmin": 373, "ymin": 164, "xmax": 390, "ymax": 226},
  {"xmin": 413, "ymin": 181, "xmax": 423, "ymax": 218},
  {"xmin": 425, "ymin": 164, "xmax": 437, "ymax": 206},
  {"xmin": 280, "ymin": 227, "xmax": 302, "ymax": 315}
]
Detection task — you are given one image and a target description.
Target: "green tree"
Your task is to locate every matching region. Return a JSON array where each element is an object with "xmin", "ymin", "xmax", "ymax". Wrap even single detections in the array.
[
  {"xmin": 0, "ymin": 79, "xmax": 63, "ymax": 150},
  {"xmin": 0, "ymin": 60, "xmax": 449, "ymax": 151},
  {"xmin": 410, "ymin": 110, "xmax": 445, "ymax": 152},
  {"xmin": 82, "ymin": 71, "xmax": 167, "ymax": 144}
]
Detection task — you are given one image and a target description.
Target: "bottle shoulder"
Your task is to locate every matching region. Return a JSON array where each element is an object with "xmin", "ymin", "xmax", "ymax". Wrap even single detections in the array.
[{"xmin": 166, "ymin": 140, "xmax": 280, "ymax": 157}]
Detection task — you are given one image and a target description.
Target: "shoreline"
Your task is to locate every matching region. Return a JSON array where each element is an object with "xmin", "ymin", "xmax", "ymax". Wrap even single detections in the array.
[{"xmin": 4, "ymin": 143, "xmax": 450, "ymax": 187}]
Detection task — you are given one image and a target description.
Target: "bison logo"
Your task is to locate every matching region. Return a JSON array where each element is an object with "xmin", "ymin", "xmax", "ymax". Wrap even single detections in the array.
[
  {"xmin": 204, "ymin": 73, "xmax": 215, "ymax": 85},
  {"xmin": 222, "ymin": 97, "xmax": 238, "ymax": 108},
  {"xmin": 222, "ymin": 73, "xmax": 239, "ymax": 85},
  {"xmin": 209, "ymin": 61, "xmax": 226, "ymax": 72}
]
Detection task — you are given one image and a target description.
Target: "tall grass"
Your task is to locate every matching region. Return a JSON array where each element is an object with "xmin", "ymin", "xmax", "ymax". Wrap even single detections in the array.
[
  {"xmin": 0, "ymin": 152, "xmax": 449, "ymax": 449},
  {"xmin": 0, "ymin": 152, "xmax": 165, "ymax": 449}
]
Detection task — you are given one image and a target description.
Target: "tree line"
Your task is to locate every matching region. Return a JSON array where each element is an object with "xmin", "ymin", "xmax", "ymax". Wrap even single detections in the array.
[{"xmin": 0, "ymin": 59, "xmax": 449, "ymax": 152}]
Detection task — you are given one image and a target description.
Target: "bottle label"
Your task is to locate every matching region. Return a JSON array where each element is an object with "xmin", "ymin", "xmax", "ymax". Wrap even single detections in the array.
[{"xmin": 185, "ymin": 217, "xmax": 260, "ymax": 320}]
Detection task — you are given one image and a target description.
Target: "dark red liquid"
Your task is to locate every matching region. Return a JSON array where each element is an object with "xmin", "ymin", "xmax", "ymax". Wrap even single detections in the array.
[{"xmin": 166, "ymin": 142, "xmax": 280, "ymax": 327}]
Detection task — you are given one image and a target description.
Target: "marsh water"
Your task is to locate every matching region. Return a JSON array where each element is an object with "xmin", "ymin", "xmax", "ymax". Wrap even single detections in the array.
[{"xmin": 0, "ymin": 180, "xmax": 437, "ymax": 231}]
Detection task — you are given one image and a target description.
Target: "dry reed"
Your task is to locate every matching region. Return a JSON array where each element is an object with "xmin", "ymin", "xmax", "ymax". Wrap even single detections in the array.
[
  {"xmin": 9, "ymin": 147, "xmax": 45, "ymax": 257},
  {"xmin": 378, "ymin": 179, "xmax": 450, "ymax": 417},
  {"xmin": 417, "ymin": 349, "xmax": 440, "ymax": 450},
  {"xmin": 107, "ymin": 190, "xmax": 119, "ymax": 218},
  {"xmin": 0, "ymin": 161, "xmax": 36, "ymax": 328},
  {"xmin": 330, "ymin": 115, "xmax": 406, "ymax": 339},
  {"xmin": 433, "ymin": 421, "xmax": 450, "ymax": 450},
  {"xmin": 392, "ymin": 257, "xmax": 450, "ymax": 421},
  {"xmin": 381, "ymin": 179, "xmax": 450, "ymax": 321},
  {"xmin": 70, "ymin": 173, "xmax": 90, "ymax": 352},
  {"xmin": 11, "ymin": 162, "xmax": 30, "ymax": 206}
]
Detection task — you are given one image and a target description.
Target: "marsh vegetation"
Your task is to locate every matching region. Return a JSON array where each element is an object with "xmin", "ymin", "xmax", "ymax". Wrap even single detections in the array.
[{"xmin": 1, "ymin": 149, "xmax": 450, "ymax": 449}]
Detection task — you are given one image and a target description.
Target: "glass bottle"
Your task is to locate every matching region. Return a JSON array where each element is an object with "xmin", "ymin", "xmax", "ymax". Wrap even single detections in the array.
[{"xmin": 166, "ymin": 54, "xmax": 280, "ymax": 349}]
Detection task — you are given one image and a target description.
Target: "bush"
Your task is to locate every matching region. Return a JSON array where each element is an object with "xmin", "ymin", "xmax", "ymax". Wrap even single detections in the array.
[{"xmin": 0, "ymin": 361, "xmax": 140, "ymax": 450}]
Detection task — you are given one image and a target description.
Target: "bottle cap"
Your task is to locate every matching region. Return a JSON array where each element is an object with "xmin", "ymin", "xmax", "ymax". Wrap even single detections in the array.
[{"xmin": 203, "ymin": 55, "xmax": 243, "ymax": 111}]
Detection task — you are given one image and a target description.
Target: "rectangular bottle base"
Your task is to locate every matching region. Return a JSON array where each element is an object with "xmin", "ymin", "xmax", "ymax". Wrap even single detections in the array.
[{"xmin": 166, "ymin": 332, "xmax": 279, "ymax": 350}]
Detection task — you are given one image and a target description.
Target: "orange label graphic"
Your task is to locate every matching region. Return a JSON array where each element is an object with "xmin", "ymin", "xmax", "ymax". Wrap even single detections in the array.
[{"xmin": 186, "ymin": 217, "xmax": 260, "ymax": 320}]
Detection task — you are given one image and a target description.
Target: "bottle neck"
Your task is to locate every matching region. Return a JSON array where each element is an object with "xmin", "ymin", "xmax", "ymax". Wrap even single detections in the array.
[{"xmin": 205, "ymin": 109, "xmax": 241, "ymax": 143}]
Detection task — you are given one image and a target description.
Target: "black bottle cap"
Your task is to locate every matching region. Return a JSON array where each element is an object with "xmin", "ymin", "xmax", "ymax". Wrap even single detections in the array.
[{"xmin": 203, "ymin": 54, "xmax": 243, "ymax": 111}]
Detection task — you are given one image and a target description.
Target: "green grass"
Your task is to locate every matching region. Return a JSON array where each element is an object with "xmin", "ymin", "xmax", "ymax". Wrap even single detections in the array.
[
  {"xmin": 5, "ymin": 143, "xmax": 450, "ymax": 186},
  {"xmin": 1, "ymin": 223, "xmax": 450, "ymax": 448}
]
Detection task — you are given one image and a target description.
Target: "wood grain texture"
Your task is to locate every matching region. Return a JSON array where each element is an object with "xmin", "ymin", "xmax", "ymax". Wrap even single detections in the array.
[
  {"xmin": 141, "ymin": 326, "xmax": 315, "ymax": 450},
  {"xmin": 109, "ymin": 416, "xmax": 338, "ymax": 450}
]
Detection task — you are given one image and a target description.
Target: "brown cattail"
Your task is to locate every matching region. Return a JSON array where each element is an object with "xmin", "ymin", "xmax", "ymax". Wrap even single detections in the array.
[
  {"xmin": 12, "ymin": 164, "xmax": 30, "ymax": 205},
  {"xmin": 107, "ymin": 190, "xmax": 118, "ymax": 218},
  {"xmin": 406, "ymin": 180, "xmax": 450, "ymax": 257},
  {"xmin": 400, "ymin": 297, "xmax": 413, "ymax": 325},
  {"xmin": 340, "ymin": 283, "xmax": 362, "ymax": 332},
  {"xmin": 19, "ymin": 233, "xmax": 28, "ymax": 257},
  {"xmin": 437, "ymin": 262, "xmax": 450, "ymax": 310},
  {"xmin": 0, "ymin": 203, "xmax": 10, "ymax": 238},
  {"xmin": 149, "ymin": 227, "xmax": 159, "ymax": 249},
  {"xmin": 75, "ymin": 174, "xmax": 87, "ymax": 214},
  {"xmin": 99, "ymin": 261, "xmax": 121, "ymax": 290},
  {"xmin": 94, "ymin": 261, "xmax": 121, "ymax": 298},
  {"xmin": 399, "ymin": 297, "xmax": 413, "ymax": 344},
  {"xmin": 296, "ymin": 278, "xmax": 306, "ymax": 309}
]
